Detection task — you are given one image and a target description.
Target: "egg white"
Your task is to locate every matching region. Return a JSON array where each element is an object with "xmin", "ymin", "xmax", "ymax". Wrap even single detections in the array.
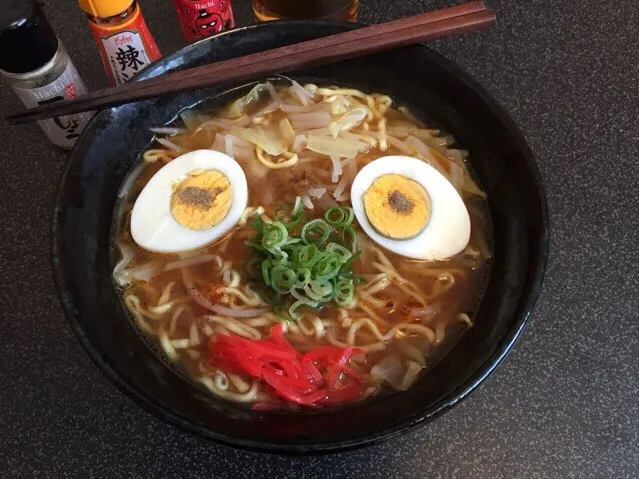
[
  {"xmin": 131, "ymin": 150, "xmax": 248, "ymax": 253},
  {"xmin": 351, "ymin": 156, "xmax": 471, "ymax": 260}
]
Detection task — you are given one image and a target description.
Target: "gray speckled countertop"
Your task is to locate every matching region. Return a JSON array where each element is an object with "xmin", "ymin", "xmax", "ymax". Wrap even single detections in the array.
[{"xmin": 1, "ymin": 0, "xmax": 638, "ymax": 477}]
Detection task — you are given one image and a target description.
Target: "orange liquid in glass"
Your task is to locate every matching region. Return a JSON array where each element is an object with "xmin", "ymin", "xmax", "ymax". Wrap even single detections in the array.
[{"xmin": 252, "ymin": 0, "xmax": 358, "ymax": 21}]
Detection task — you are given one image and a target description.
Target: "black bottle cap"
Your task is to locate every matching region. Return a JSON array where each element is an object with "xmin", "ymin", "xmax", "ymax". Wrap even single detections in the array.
[{"xmin": 0, "ymin": 0, "xmax": 59, "ymax": 74}]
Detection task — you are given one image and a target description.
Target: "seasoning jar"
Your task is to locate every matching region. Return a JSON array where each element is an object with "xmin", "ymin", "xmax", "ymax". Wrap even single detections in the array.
[
  {"xmin": 78, "ymin": 0, "xmax": 161, "ymax": 86},
  {"xmin": 0, "ymin": 0, "xmax": 93, "ymax": 150},
  {"xmin": 172, "ymin": 0, "xmax": 235, "ymax": 41}
]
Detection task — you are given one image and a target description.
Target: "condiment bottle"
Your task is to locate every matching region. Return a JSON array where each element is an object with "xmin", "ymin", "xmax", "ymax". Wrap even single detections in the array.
[
  {"xmin": 172, "ymin": 0, "xmax": 235, "ymax": 41},
  {"xmin": 0, "ymin": 0, "xmax": 93, "ymax": 150},
  {"xmin": 78, "ymin": 0, "xmax": 161, "ymax": 85}
]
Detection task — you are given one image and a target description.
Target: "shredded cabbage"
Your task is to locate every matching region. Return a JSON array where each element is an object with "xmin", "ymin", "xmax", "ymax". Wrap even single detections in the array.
[
  {"xmin": 253, "ymin": 101, "xmax": 279, "ymax": 119},
  {"xmin": 292, "ymin": 135, "xmax": 308, "ymax": 152},
  {"xmin": 279, "ymin": 118, "xmax": 295, "ymax": 145},
  {"xmin": 306, "ymin": 135, "xmax": 359, "ymax": 159},
  {"xmin": 113, "ymin": 242, "xmax": 134, "ymax": 286},
  {"xmin": 180, "ymin": 110, "xmax": 206, "ymax": 132},
  {"xmin": 329, "ymin": 96, "xmax": 350, "ymax": 115},
  {"xmin": 385, "ymin": 126, "xmax": 417, "ymax": 138},
  {"xmin": 448, "ymin": 161, "xmax": 464, "ymax": 192},
  {"xmin": 338, "ymin": 132, "xmax": 373, "ymax": 152},
  {"xmin": 329, "ymin": 107, "xmax": 368, "ymax": 138},
  {"xmin": 307, "ymin": 186, "xmax": 327, "ymax": 198},
  {"xmin": 290, "ymin": 80, "xmax": 314, "ymax": 106},
  {"xmin": 405, "ymin": 136, "xmax": 451, "ymax": 174},
  {"xmin": 329, "ymin": 155, "xmax": 342, "ymax": 182},
  {"xmin": 462, "ymin": 174, "xmax": 487, "ymax": 198},
  {"xmin": 231, "ymin": 125, "xmax": 288, "ymax": 156},
  {"xmin": 280, "ymin": 103, "xmax": 330, "ymax": 113},
  {"xmin": 210, "ymin": 133, "xmax": 225, "ymax": 152},
  {"xmin": 445, "ymin": 148, "xmax": 467, "ymax": 167},
  {"xmin": 288, "ymin": 112, "xmax": 332, "ymax": 130},
  {"xmin": 224, "ymin": 83, "xmax": 271, "ymax": 119},
  {"xmin": 447, "ymin": 149, "xmax": 486, "ymax": 197},
  {"xmin": 412, "ymin": 129, "xmax": 452, "ymax": 153},
  {"xmin": 370, "ymin": 355, "xmax": 404, "ymax": 390}
]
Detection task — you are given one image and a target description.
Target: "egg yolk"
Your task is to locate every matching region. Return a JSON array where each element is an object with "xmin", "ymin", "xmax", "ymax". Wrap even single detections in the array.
[
  {"xmin": 363, "ymin": 174, "xmax": 431, "ymax": 240},
  {"xmin": 170, "ymin": 169, "xmax": 232, "ymax": 231}
]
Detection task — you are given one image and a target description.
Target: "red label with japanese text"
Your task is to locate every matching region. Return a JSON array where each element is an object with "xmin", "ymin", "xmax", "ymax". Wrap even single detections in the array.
[
  {"xmin": 172, "ymin": 0, "xmax": 235, "ymax": 41},
  {"xmin": 88, "ymin": 5, "xmax": 162, "ymax": 85}
]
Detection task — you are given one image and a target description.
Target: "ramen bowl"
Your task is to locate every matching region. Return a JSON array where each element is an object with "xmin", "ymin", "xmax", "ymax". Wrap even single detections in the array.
[{"xmin": 52, "ymin": 21, "xmax": 548, "ymax": 454}]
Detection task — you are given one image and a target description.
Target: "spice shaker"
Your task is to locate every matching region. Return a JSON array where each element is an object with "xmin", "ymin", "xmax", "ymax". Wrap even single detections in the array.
[
  {"xmin": 78, "ymin": 0, "xmax": 161, "ymax": 86},
  {"xmin": 172, "ymin": 0, "xmax": 235, "ymax": 41},
  {"xmin": 0, "ymin": 0, "xmax": 93, "ymax": 150}
]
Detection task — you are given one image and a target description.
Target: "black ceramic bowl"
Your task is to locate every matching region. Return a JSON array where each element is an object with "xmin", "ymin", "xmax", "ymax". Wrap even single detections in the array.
[{"xmin": 53, "ymin": 21, "xmax": 548, "ymax": 454}]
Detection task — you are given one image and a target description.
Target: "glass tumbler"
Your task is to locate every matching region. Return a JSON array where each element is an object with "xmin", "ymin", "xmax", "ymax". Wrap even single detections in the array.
[{"xmin": 252, "ymin": 0, "xmax": 358, "ymax": 22}]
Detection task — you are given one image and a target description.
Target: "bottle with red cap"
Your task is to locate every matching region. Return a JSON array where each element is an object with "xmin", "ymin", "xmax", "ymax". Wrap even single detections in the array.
[
  {"xmin": 78, "ymin": 0, "xmax": 161, "ymax": 86},
  {"xmin": 0, "ymin": 0, "xmax": 92, "ymax": 149},
  {"xmin": 172, "ymin": 0, "xmax": 235, "ymax": 41}
]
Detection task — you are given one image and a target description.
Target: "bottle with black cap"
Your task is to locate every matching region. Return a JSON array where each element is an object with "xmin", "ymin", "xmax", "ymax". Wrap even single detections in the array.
[{"xmin": 0, "ymin": 0, "xmax": 92, "ymax": 150}]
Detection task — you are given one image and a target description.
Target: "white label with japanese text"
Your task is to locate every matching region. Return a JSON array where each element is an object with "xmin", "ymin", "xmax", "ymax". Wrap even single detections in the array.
[
  {"xmin": 12, "ymin": 60, "xmax": 93, "ymax": 150},
  {"xmin": 101, "ymin": 30, "xmax": 152, "ymax": 85}
]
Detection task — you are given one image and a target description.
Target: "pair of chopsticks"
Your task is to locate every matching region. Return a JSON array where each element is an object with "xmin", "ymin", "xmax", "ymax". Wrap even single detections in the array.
[{"xmin": 6, "ymin": 2, "xmax": 495, "ymax": 124}]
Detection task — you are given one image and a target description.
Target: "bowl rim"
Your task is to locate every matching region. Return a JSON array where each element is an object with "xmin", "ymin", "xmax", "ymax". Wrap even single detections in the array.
[{"xmin": 52, "ymin": 20, "xmax": 549, "ymax": 454}]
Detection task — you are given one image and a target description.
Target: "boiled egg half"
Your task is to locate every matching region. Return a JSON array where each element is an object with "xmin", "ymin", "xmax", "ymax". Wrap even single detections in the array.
[
  {"xmin": 351, "ymin": 156, "xmax": 470, "ymax": 260},
  {"xmin": 131, "ymin": 150, "xmax": 248, "ymax": 253}
]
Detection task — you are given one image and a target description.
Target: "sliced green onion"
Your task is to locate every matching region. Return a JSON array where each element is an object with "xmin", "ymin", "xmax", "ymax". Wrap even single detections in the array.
[
  {"xmin": 304, "ymin": 280, "xmax": 334, "ymax": 301},
  {"xmin": 261, "ymin": 259, "xmax": 272, "ymax": 286},
  {"xmin": 246, "ymin": 200, "xmax": 362, "ymax": 319},
  {"xmin": 290, "ymin": 287, "xmax": 319, "ymax": 307},
  {"xmin": 292, "ymin": 244, "xmax": 319, "ymax": 268},
  {"xmin": 249, "ymin": 213, "xmax": 265, "ymax": 230},
  {"xmin": 335, "ymin": 277, "xmax": 355, "ymax": 307},
  {"xmin": 274, "ymin": 199, "xmax": 305, "ymax": 230},
  {"xmin": 281, "ymin": 239, "xmax": 302, "ymax": 256},
  {"xmin": 284, "ymin": 237, "xmax": 303, "ymax": 247},
  {"xmin": 272, "ymin": 246, "xmax": 288, "ymax": 260},
  {"xmin": 328, "ymin": 276, "xmax": 339, "ymax": 301},
  {"xmin": 311, "ymin": 253, "xmax": 341, "ymax": 281},
  {"xmin": 296, "ymin": 267, "xmax": 312, "ymax": 286},
  {"xmin": 273, "ymin": 203, "xmax": 291, "ymax": 219},
  {"xmin": 262, "ymin": 221, "xmax": 288, "ymax": 251},
  {"xmin": 270, "ymin": 264, "xmax": 297, "ymax": 293},
  {"xmin": 301, "ymin": 219, "xmax": 331, "ymax": 245},
  {"xmin": 326, "ymin": 243, "xmax": 352, "ymax": 263},
  {"xmin": 341, "ymin": 225, "xmax": 356, "ymax": 252},
  {"xmin": 325, "ymin": 206, "xmax": 354, "ymax": 227}
]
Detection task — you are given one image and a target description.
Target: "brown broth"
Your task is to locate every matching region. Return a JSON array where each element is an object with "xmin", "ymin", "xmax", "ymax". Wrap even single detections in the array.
[{"xmin": 113, "ymin": 84, "xmax": 492, "ymax": 409}]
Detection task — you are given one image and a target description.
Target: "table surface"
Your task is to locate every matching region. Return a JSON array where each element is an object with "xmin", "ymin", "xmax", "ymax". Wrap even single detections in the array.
[{"xmin": 2, "ymin": 0, "xmax": 638, "ymax": 477}]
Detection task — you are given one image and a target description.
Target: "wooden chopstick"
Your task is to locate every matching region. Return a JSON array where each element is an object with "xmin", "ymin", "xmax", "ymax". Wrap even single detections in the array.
[{"xmin": 6, "ymin": 2, "xmax": 495, "ymax": 124}]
